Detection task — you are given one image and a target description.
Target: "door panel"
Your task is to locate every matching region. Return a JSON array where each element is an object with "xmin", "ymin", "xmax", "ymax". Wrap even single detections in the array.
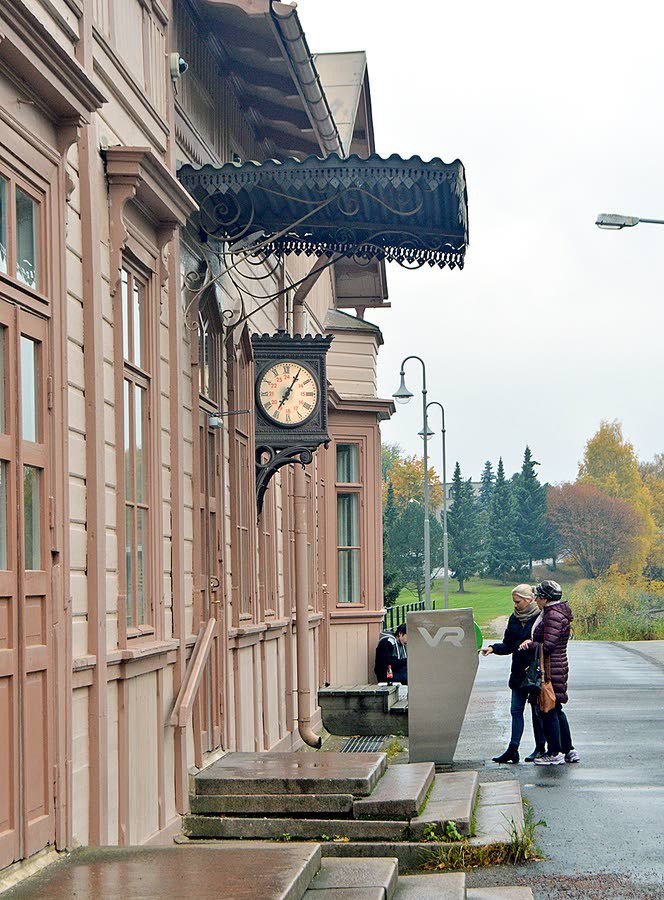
[{"xmin": 0, "ymin": 300, "xmax": 53, "ymax": 868}]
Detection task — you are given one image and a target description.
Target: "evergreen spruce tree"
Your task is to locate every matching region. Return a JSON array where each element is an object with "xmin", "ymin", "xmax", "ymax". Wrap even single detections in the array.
[
  {"xmin": 382, "ymin": 481, "xmax": 403, "ymax": 605},
  {"xmin": 486, "ymin": 458, "xmax": 521, "ymax": 584},
  {"xmin": 448, "ymin": 462, "xmax": 482, "ymax": 593},
  {"xmin": 513, "ymin": 446, "xmax": 548, "ymax": 575},
  {"xmin": 390, "ymin": 501, "xmax": 444, "ymax": 602},
  {"xmin": 478, "ymin": 460, "xmax": 495, "ymax": 512},
  {"xmin": 477, "ymin": 460, "xmax": 495, "ymax": 574}
]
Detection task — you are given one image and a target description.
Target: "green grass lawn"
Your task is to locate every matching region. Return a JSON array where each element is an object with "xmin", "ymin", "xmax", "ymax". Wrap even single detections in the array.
[
  {"xmin": 395, "ymin": 578, "xmax": 514, "ymax": 635},
  {"xmin": 394, "ymin": 565, "xmax": 584, "ymax": 637}
]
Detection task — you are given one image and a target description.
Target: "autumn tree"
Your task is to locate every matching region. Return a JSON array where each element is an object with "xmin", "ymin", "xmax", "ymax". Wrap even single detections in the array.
[
  {"xmin": 578, "ymin": 421, "xmax": 655, "ymax": 571},
  {"xmin": 513, "ymin": 446, "xmax": 548, "ymax": 575},
  {"xmin": 486, "ymin": 458, "xmax": 523, "ymax": 583},
  {"xmin": 448, "ymin": 462, "xmax": 482, "ymax": 592},
  {"xmin": 386, "ymin": 454, "xmax": 443, "ymax": 509},
  {"xmin": 547, "ymin": 482, "xmax": 645, "ymax": 578},
  {"xmin": 640, "ymin": 453, "xmax": 664, "ymax": 578},
  {"xmin": 389, "ymin": 501, "xmax": 444, "ymax": 602}
]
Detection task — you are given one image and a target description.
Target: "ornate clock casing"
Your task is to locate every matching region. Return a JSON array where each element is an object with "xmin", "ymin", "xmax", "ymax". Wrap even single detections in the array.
[{"xmin": 251, "ymin": 331, "xmax": 333, "ymax": 512}]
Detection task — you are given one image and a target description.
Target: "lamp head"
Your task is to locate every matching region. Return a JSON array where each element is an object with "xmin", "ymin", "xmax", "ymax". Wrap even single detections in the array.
[
  {"xmin": 595, "ymin": 213, "xmax": 640, "ymax": 230},
  {"xmin": 418, "ymin": 427, "xmax": 434, "ymax": 439},
  {"xmin": 393, "ymin": 372, "xmax": 413, "ymax": 405}
]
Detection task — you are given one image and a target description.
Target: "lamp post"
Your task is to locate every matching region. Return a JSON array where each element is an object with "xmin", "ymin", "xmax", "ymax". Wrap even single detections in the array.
[
  {"xmin": 426, "ymin": 401, "xmax": 449, "ymax": 610},
  {"xmin": 393, "ymin": 357, "xmax": 432, "ymax": 611},
  {"xmin": 596, "ymin": 213, "xmax": 664, "ymax": 230}
]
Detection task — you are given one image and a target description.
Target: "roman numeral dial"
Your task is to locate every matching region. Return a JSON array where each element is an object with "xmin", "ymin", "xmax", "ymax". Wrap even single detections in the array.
[{"xmin": 257, "ymin": 361, "xmax": 319, "ymax": 426}]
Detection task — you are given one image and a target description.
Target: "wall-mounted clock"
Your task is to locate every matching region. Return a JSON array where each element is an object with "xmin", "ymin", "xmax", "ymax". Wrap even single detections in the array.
[
  {"xmin": 251, "ymin": 331, "xmax": 333, "ymax": 513},
  {"xmin": 256, "ymin": 360, "xmax": 320, "ymax": 427}
]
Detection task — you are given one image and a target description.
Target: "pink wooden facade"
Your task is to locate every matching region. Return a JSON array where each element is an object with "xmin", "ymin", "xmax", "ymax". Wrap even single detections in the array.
[{"xmin": 0, "ymin": 0, "xmax": 395, "ymax": 870}]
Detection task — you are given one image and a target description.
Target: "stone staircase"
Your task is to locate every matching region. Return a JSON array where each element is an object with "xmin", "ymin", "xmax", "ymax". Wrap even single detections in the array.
[
  {"xmin": 0, "ymin": 843, "xmax": 534, "ymax": 900},
  {"xmin": 182, "ymin": 752, "xmax": 525, "ymax": 869}
]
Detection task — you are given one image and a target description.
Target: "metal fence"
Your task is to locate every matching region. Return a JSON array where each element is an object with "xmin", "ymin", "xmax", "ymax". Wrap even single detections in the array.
[{"xmin": 383, "ymin": 600, "xmax": 425, "ymax": 632}]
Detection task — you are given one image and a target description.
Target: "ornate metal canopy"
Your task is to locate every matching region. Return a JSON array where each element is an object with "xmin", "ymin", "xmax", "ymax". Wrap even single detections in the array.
[{"xmin": 178, "ymin": 153, "xmax": 468, "ymax": 269}]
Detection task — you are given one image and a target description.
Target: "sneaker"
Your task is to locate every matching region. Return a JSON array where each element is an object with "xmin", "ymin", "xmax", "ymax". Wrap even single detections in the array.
[
  {"xmin": 525, "ymin": 749, "xmax": 546, "ymax": 762},
  {"xmin": 534, "ymin": 752, "xmax": 566, "ymax": 766},
  {"xmin": 565, "ymin": 749, "xmax": 581, "ymax": 763}
]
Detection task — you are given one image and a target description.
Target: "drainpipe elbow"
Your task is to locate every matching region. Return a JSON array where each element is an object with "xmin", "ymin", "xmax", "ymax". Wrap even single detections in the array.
[{"xmin": 298, "ymin": 722, "xmax": 322, "ymax": 749}]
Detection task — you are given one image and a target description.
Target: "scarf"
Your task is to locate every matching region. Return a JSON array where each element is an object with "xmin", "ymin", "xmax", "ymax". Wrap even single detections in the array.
[{"xmin": 514, "ymin": 599, "xmax": 539, "ymax": 621}]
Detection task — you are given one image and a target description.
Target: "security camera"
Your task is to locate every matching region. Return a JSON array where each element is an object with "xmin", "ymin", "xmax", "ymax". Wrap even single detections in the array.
[{"xmin": 169, "ymin": 53, "xmax": 188, "ymax": 81}]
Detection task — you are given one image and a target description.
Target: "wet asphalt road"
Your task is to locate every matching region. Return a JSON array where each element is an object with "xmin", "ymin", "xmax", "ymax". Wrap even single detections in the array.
[{"xmin": 456, "ymin": 640, "xmax": 664, "ymax": 899}]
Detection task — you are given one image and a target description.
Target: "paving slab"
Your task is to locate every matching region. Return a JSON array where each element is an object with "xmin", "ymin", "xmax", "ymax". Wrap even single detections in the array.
[
  {"xmin": 308, "ymin": 858, "xmax": 398, "ymax": 899},
  {"xmin": 353, "ymin": 763, "xmax": 435, "ymax": 820},
  {"xmin": 468, "ymin": 783, "xmax": 523, "ymax": 846},
  {"xmin": 409, "ymin": 771, "xmax": 478, "ymax": 838},
  {"xmin": 393, "ymin": 873, "xmax": 466, "ymax": 899},
  {"xmin": 190, "ymin": 793, "xmax": 354, "ymax": 816},
  {"xmin": 195, "ymin": 752, "xmax": 387, "ymax": 797},
  {"xmin": 0, "ymin": 844, "xmax": 321, "ymax": 900},
  {"xmin": 466, "ymin": 889, "xmax": 534, "ymax": 899},
  {"xmin": 475, "ymin": 781, "xmax": 521, "ymax": 806},
  {"xmin": 183, "ymin": 815, "xmax": 410, "ymax": 841}
]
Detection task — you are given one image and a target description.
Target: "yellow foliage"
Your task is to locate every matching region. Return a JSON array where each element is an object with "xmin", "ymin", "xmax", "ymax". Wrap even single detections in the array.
[
  {"xmin": 568, "ymin": 572, "xmax": 664, "ymax": 640},
  {"xmin": 578, "ymin": 420, "xmax": 657, "ymax": 571},
  {"xmin": 383, "ymin": 454, "xmax": 443, "ymax": 509}
]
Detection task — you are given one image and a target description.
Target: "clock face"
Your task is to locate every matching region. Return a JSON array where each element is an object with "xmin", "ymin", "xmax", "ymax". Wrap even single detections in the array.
[{"xmin": 257, "ymin": 361, "xmax": 320, "ymax": 427}]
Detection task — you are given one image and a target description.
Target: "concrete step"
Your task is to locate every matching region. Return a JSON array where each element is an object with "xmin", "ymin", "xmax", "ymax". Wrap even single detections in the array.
[
  {"xmin": 0, "ymin": 844, "xmax": 321, "ymax": 900},
  {"xmin": 193, "ymin": 752, "xmax": 387, "ymax": 797},
  {"xmin": 410, "ymin": 771, "xmax": 479, "ymax": 839},
  {"xmin": 393, "ymin": 873, "xmax": 466, "ymax": 899},
  {"xmin": 468, "ymin": 781, "xmax": 523, "ymax": 846},
  {"xmin": 183, "ymin": 815, "xmax": 410, "ymax": 842},
  {"xmin": 190, "ymin": 793, "xmax": 354, "ymax": 817},
  {"xmin": 303, "ymin": 857, "xmax": 399, "ymax": 900},
  {"xmin": 466, "ymin": 889, "xmax": 534, "ymax": 899},
  {"xmin": 353, "ymin": 763, "xmax": 435, "ymax": 820}
]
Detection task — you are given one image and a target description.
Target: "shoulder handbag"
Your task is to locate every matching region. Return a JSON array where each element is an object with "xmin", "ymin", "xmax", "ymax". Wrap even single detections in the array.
[
  {"xmin": 520, "ymin": 654, "xmax": 542, "ymax": 693},
  {"xmin": 537, "ymin": 644, "xmax": 557, "ymax": 713}
]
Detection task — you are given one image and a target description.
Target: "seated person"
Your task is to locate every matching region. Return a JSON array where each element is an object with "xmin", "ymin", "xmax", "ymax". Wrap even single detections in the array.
[{"xmin": 374, "ymin": 623, "xmax": 408, "ymax": 684}]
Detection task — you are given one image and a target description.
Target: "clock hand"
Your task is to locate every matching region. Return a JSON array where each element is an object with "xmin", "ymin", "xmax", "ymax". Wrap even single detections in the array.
[{"xmin": 276, "ymin": 370, "xmax": 301, "ymax": 411}]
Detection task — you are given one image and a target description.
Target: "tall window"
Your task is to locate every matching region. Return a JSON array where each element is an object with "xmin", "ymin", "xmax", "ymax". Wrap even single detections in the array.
[
  {"xmin": 336, "ymin": 443, "xmax": 361, "ymax": 604},
  {"xmin": 122, "ymin": 266, "xmax": 150, "ymax": 629},
  {"xmin": 0, "ymin": 172, "xmax": 41, "ymax": 291}
]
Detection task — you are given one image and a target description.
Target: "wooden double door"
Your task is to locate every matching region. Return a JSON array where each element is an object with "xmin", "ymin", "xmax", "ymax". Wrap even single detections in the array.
[{"xmin": 0, "ymin": 300, "xmax": 53, "ymax": 868}]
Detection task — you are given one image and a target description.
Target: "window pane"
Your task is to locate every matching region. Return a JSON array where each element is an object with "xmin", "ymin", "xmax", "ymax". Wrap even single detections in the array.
[
  {"xmin": 16, "ymin": 189, "xmax": 39, "ymax": 290},
  {"xmin": 0, "ymin": 461, "xmax": 7, "ymax": 570},
  {"xmin": 20, "ymin": 337, "xmax": 39, "ymax": 442},
  {"xmin": 337, "ymin": 549, "xmax": 360, "ymax": 603},
  {"xmin": 124, "ymin": 379, "xmax": 131, "ymax": 500},
  {"xmin": 121, "ymin": 270, "xmax": 130, "ymax": 360},
  {"xmin": 135, "ymin": 386, "xmax": 145, "ymax": 503},
  {"xmin": 23, "ymin": 465, "xmax": 41, "ymax": 570},
  {"xmin": 0, "ymin": 177, "xmax": 7, "ymax": 275},
  {"xmin": 132, "ymin": 280, "xmax": 143, "ymax": 367},
  {"xmin": 0, "ymin": 326, "xmax": 6, "ymax": 433},
  {"xmin": 336, "ymin": 444, "xmax": 359, "ymax": 483},
  {"xmin": 337, "ymin": 493, "xmax": 359, "ymax": 546},
  {"xmin": 126, "ymin": 506, "xmax": 134, "ymax": 626},
  {"xmin": 136, "ymin": 507, "xmax": 145, "ymax": 625}
]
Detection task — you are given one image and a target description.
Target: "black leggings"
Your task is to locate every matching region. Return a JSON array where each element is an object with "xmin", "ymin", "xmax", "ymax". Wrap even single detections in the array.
[{"xmin": 542, "ymin": 702, "xmax": 573, "ymax": 755}]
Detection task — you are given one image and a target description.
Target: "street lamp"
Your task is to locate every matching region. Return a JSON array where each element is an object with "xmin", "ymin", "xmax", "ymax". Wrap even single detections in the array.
[
  {"xmin": 426, "ymin": 401, "xmax": 449, "ymax": 610},
  {"xmin": 393, "ymin": 357, "xmax": 432, "ymax": 610},
  {"xmin": 596, "ymin": 213, "xmax": 664, "ymax": 230}
]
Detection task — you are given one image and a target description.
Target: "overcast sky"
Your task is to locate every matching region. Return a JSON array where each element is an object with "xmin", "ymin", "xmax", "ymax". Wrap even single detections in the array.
[{"xmin": 301, "ymin": 0, "xmax": 663, "ymax": 485}]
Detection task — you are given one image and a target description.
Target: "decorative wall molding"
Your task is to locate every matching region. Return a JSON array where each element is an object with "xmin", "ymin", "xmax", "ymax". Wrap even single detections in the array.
[{"xmin": 104, "ymin": 146, "xmax": 198, "ymax": 296}]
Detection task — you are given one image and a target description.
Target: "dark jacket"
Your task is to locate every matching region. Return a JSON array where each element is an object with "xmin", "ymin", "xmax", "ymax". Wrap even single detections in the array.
[
  {"xmin": 490, "ymin": 612, "xmax": 540, "ymax": 691},
  {"xmin": 533, "ymin": 600, "xmax": 573, "ymax": 704},
  {"xmin": 374, "ymin": 631, "xmax": 408, "ymax": 684}
]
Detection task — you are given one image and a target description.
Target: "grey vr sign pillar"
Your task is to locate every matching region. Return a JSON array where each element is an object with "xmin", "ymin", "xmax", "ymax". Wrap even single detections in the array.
[{"xmin": 408, "ymin": 608, "xmax": 479, "ymax": 764}]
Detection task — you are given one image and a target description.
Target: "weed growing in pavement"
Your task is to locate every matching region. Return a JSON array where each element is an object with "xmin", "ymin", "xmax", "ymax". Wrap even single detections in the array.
[
  {"xmin": 384, "ymin": 737, "xmax": 405, "ymax": 759},
  {"xmin": 420, "ymin": 802, "xmax": 546, "ymax": 871}
]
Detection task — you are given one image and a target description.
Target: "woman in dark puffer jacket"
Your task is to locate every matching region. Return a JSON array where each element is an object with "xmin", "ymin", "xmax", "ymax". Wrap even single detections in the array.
[{"xmin": 520, "ymin": 580, "xmax": 580, "ymax": 766}]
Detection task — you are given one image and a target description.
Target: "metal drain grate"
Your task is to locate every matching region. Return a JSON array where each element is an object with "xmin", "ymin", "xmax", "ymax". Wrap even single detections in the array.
[{"xmin": 340, "ymin": 735, "xmax": 384, "ymax": 753}]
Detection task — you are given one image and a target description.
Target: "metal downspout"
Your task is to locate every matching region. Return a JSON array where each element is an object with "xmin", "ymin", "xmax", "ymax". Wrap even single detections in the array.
[{"xmin": 292, "ymin": 295, "xmax": 322, "ymax": 749}]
